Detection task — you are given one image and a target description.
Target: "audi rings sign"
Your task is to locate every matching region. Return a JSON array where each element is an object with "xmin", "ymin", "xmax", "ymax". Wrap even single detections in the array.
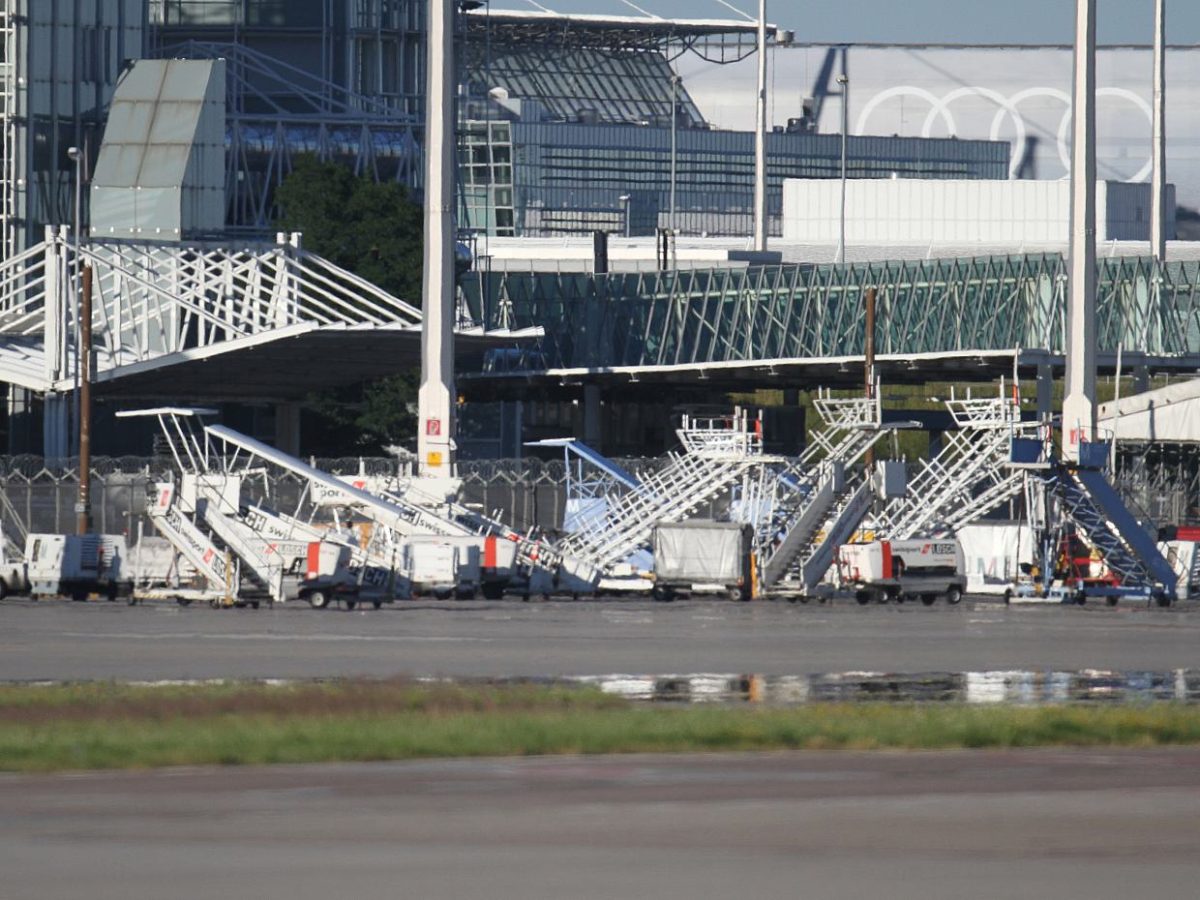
[{"xmin": 680, "ymin": 44, "xmax": 1200, "ymax": 206}]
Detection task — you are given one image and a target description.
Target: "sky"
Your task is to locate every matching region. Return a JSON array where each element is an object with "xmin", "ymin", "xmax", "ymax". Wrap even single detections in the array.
[{"xmin": 500, "ymin": 1, "xmax": 1200, "ymax": 45}]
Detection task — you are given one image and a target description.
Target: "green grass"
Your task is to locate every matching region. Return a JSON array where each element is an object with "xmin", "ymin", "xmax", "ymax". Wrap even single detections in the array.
[{"xmin": 2, "ymin": 680, "xmax": 1200, "ymax": 773}]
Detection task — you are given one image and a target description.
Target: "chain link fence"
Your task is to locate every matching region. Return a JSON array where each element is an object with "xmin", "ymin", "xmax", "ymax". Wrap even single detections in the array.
[{"xmin": 0, "ymin": 449, "xmax": 1190, "ymax": 556}]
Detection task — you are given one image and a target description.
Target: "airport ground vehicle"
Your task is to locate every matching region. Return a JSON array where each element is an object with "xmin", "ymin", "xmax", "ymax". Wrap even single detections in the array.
[
  {"xmin": 25, "ymin": 534, "xmax": 133, "ymax": 602},
  {"xmin": 651, "ymin": 521, "xmax": 754, "ymax": 601},
  {"xmin": 839, "ymin": 539, "xmax": 967, "ymax": 605}
]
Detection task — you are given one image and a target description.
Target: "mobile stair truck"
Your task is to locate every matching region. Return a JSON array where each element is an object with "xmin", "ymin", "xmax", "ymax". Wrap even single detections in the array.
[{"xmin": 838, "ymin": 538, "xmax": 967, "ymax": 606}]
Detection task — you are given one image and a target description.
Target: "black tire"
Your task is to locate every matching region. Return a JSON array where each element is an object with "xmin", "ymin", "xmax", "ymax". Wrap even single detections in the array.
[
  {"xmin": 250, "ymin": 600, "xmax": 261, "ymax": 610},
  {"xmin": 71, "ymin": 590, "xmax": 88, "ymax": 603},
  {"xmin": 308, "ymin": 590, "xmax": 329, "ymax": 610},
  {"xmin": 944, "ymin": 586, "xmax": 963, "ymax": 606},
  {"xmin": 1155, "ymin": 591, "xmax": 1173, "ymax": 608},
  {"xmin": 345, "ymin": 599, "xmax": 358, "ymax": 610},
  {"xmin": 1106, "ymin": 595, "xmax": 1119, "ymax": 607},
  {"xmin": 1003, "ymin": 589, "xmax": 1012, "ymax": 606},
  {"xmin": 1076, "ymin": 591, "xmax": 1087, "ymax": 606},
  {"xmin": 481, "ymin": 582, "xmax": 505, "ymax": 601},
  {"xmin": 372, "ymin": 599, "xmax": 383, "ymax": 609},
  {"xmin": 855, "ymin": 590, "xmax": 871, "ymax": 606},
  {"xmin": 176, "ymin": 597, "xmax": 191, "ymax": 607},
  {"xmin": 920, "ymin": 594, "xmax": 937, "ymax": 606}
]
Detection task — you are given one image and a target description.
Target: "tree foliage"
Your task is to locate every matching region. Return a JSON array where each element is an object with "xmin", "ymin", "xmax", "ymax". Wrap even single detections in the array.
[
  {"xmin": 275, "ymin": 156, "xmax": 424, "ymax": 303},
  {"xmin": 274, "ymin": 157, "xmax": 424, "ymax": 454}
]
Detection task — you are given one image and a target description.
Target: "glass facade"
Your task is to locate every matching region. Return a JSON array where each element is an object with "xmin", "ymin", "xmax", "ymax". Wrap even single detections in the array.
[{"xmin": 461, "ymin": 121, "xmax": 1009, "ymax": 238}]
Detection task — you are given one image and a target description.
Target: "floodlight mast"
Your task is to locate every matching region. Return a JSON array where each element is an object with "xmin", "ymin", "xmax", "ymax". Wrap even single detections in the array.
[
  {"xmin": 417, "ymin": 0, "xmax": 456, "ymax": 479},
  {"xmin": 1062, "ymin": 0, "xmax": 1097, "ymax": 462}
]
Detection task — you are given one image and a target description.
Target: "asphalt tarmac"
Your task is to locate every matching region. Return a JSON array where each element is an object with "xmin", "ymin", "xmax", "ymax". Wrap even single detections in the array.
[
  {"xmin": 3, "ymin": 748, "xmax": 1199, "ymax": 900},
  {"xmin": 2, "ymin": 594, "xmax": 1200, "ymax": 681}
]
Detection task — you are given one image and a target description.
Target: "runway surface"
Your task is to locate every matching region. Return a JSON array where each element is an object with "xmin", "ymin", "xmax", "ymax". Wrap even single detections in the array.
[
  {"xmin": 2, "ymin": 596, "xmax": 1200, "ymax": 681},
  {"xmin": 2, "ymin": 747, "xmax": 1199, "ymax": 900}
]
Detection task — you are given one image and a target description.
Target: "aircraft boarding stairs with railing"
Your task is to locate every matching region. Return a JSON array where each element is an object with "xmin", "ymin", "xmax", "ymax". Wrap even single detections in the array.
[
  {"xmin": 1042, "ymin": 442, "xmax": 1178, "ymax": 601},
  {"xmin": 554, "ymin": 410, "xmax": 771, "ymax": 584},
  {"xmin": 140, "ymin": 481, "xmax": 240, "ymax": 604},
  {"xmin": 751, "ymin": 394, "xmax": 888, "ymax": 596},
  {"xmin": 875, "ymin": 387, "xmax": 1036, "ymax": 540}
]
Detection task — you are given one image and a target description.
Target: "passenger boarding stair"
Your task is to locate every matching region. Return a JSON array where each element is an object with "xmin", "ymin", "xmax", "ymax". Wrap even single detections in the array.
[
  {"xmin": 877, "ymin": 389, "xmax": 1034, "ymax": 540},
  {"xmin": 556, "ymin": 411, "xmax": 769, "ymax": 577},
  {"xmin": 1047, "ymin": 459, "xmax": 1178, "ymax": 595},
  {"xmin": 753, "ymin": 394, "xmax": 886, "ymax": 594},
  {"xmin": 144, "ymin": 483, "xmax": 239, "ymax": 601}
]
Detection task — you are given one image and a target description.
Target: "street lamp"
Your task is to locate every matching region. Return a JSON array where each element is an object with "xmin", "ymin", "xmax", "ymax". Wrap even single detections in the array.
[
  {"xmin": 836, "ymin": 73, "xmax": 849, "ymax": 265},
  {"xmin": 669, "ymin": 74, "xmax": 680, "ymax": 233},
  {"xmin": 618, "ymin": 194, "xmax": 631, "ymax": 238}
]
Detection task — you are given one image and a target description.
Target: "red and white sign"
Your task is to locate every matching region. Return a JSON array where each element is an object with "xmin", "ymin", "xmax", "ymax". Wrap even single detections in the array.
[{"xmin": 425, "ymin": 418, "xmax": 442, "ymax": 436}]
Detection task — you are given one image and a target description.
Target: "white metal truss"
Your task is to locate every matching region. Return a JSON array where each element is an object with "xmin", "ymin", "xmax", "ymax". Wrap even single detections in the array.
[
  {"xmin": 0, "ymin": 229, "xmax": 424, "ymax": 392},
  {"xmin": 877, "ymin": 386, "xmax": 1038, "ymax": 540},
  {"xmin": 556, "ymin": 410, "xmax": 770, "ymax": 577}
]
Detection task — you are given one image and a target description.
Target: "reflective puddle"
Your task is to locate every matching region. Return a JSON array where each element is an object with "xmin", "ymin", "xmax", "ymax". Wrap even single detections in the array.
[{"xmin": 566, "ymin": 670, "xmax": 1200, "ymax": 705}]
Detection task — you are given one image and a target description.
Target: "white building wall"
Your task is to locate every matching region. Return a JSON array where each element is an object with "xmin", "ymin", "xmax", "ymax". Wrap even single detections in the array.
[{"xmin": 781, "ymin": 178, "xmax": 1175, "ymax": 244}]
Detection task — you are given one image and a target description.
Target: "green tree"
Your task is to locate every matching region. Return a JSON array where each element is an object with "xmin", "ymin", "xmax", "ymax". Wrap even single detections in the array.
[
  {"xmin": 275, "ymin": 156, "xmax": 424, "ymax": 302},
  {"xmin": 274, "ymin": 157, "xmax": 424, "ymax": 454}
]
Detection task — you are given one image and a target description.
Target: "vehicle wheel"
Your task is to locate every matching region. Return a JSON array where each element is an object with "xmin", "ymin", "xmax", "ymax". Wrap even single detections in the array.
[
  {"xmin": 921, "ymin": 594, "xmax": 936, "ymax": 607},
  {"xmin": 1076, "ymin": 591, "xmax": 1087, "ymax": 606},
  {"xmin": 434, "ymin": 589, "xmax": 453, "ymax": 600},
  {"xmin": 176, "ymin": 597, "xmax": 191, "ymax": 607},
  {"xmin": 482, "ymin": 582, "xmax": 504, "ymax": 600},
  {"xmin": 345, "ymin": 599, "xmax": 358, "ymax": 610},
  {"xmin": 126, "ymin": 595, "xmax": 138, "ymax": 606},
  {"xmin": 945, "ymin": 586, "xmax": 963, "ymax": 606},
  {"xmin": 855, "ymin": 590, "xmax": 871, "ymax": 606},
  {"xmin": 1003, "ymin": 589, "xmax": 1012, "ymax": 606},
  {"xmin": 372, "ymin": 599, "xmax": 384, "ymax": 609},
  {"xmin": 308, "ymin": 590, "xmax": 329, "ymax": 610},
  {"xmin": 250, "ymin": 600, "xmax": 261, "ymax": 610},
  {"xmin": 1106, "ymin": 595, "xmax": 1119, "ymax": 607},
  {"xmin": 71, "ymin": 590, "xmax": 88, "ymax": 602},
  {"xmin": 1155, "ymin": 591, "xmax": 1172, "ymax": 608},
  {"xmin": 0, "ymin": 579, "xmax": 8, "ymax": 601}
]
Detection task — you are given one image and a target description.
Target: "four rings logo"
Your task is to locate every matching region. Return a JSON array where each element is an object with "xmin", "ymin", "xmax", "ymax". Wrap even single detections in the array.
[{"xmin": 856, "ymin": 85, "xmax": 1155, "ymax": 181}]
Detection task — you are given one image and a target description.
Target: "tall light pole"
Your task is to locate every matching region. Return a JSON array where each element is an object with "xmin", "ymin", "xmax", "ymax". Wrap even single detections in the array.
[
  {"xmin": 1063, "ymin": 0, "xmax": 1097, "ymax": 462},
  {"xmin": 417, "ymin": 0, "xmax": 456, "ymax": 481},
  {"xmin": 837, "ymin": 70, "xmax": 849, "ymax": 265},
  {"xmin": 669, "ymin": 73, "xmax": 679, "ymax": 233},
  {"xmin": 752, "ymin": 0, "xmax": 768, "ymax": 251},
  {"xmin": 1151, "ymin": 0, "xmax": 1167, "ymax": 262}
]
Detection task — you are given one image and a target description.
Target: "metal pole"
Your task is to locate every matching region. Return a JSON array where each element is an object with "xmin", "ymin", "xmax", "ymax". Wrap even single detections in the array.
[
  {"xmin": 1063, "ymin": 0, "xmax": 1098, "ymax": 462},
  {"xmin": 417, "ymin": 0, "xmax": 456, "ymax": 480},
  {"xmin": 1151, "ymin": 0, "xmax": 1167, "ymax": 262},
  {"xmin": 68, "ymin": 146, "xmax": 81, "ymax": 453},
  {"xmin": 669, "ymin": 74, "xmax": 678, "ymax": 232},
  {"xmin": 864, "ymin": 286, "xmax": 876, "ymax": 468},
  {"xmin": 837, "ymin": 70, "xmax": 849, "ymax": 265},
  {"xmin": 752, "ymin": 0, "xmax": 768, "ymax": 251},
  {"xmin": 76, "ymin": 263, "xmax": 92, "ymax": 535}
]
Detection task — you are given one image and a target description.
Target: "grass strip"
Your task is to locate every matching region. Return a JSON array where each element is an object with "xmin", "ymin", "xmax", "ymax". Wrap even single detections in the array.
[{"xmin": 3, "ymin": 681, "xmax": 1200, "ymax": 772}]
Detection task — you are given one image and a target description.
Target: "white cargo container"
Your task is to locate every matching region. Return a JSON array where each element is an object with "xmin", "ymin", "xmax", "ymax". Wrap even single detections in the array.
[
  {"xmin": 405, "ymin": 539, "xmax": 464, "ymax": 599},
  {"xmin": 839, "ymin": 538, "xmax": 966, "ymax": 606},
  {"xmin": 651, "ymin": 521, "xmax": 754, "ymax": 602},
  {"xmin": 25, "ymin": 534, "xmax": 133, "ymax": 602}
]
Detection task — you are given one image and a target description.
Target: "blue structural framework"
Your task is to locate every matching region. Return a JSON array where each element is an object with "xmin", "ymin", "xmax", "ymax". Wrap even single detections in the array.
[{"xmin": 463, "ymin": 254, "xmax": 1200, "ymax": 374}]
